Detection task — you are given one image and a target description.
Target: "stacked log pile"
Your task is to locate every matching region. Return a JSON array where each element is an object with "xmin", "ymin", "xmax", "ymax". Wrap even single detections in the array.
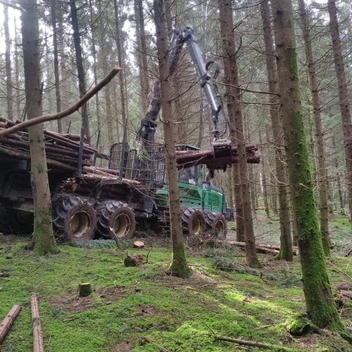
[
  {"xmin": 175, "ymin": 144, "xmax": 260, "ymax": 170},
  {"xmin": 0, "ymin": 118, "xmax": 96, "ymax": 172},
  {"xmin": 0, "ymin": 117, "xmax": 260, "ymax": 184}
]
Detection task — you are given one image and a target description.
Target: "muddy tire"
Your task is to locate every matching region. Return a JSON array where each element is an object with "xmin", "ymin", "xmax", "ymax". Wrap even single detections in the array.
[
  {"xmin": 205, "ymin": 212, "xmax": 227, "ymax": 239},
  {"xmin": 96, "ymin": 200, "xmax": 135, "ymax": 240},
  {"xmin": 181, "ymin": 207, "xmax": 206, "ymax": 236},
  {"xmin": 0, "ymin": 208, "xmax": 13, "ymax": 234},
  {"xmin": 0, "ymin": 208, "xmax": 33, "ymax": 235},
  {"xmin": 12, "ymin": 210, "xmax": 33, "ymax": 234},
  {"xmin": 53, "ymin": 196, "xmax": 97, "ymax": 242}
]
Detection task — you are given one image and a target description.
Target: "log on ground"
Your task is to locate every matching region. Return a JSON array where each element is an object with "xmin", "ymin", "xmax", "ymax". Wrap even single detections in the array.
[
  {"xmin": 0, "ymin": 304, "xmax": 21, "ymax": 343},
  {"xmin": 30, "ymin": 294, "xmax": 44, "ymax": 352}
]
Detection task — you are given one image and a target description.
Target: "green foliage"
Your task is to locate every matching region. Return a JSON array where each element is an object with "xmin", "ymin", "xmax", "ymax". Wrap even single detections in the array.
[{"xmin": 70, "ymin": 240, "xmax": 117, "ymax": 249}]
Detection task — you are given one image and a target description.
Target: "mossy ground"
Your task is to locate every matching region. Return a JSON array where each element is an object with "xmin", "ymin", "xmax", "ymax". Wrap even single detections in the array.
[{"xmin": 1, "ymin": 215, "xmax": 352, "ymax": 351}]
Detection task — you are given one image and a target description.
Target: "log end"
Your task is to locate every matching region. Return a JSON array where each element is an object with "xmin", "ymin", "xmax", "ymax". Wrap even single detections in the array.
[{"xmin": 79, "ymin": 283, "xmax": 92, "ymax": 297}]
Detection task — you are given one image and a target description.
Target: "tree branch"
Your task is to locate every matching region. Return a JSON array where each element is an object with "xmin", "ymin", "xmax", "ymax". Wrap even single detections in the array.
[{"xmin": 0, "ymin": 66, "xmax": 122, "ymax": 139}]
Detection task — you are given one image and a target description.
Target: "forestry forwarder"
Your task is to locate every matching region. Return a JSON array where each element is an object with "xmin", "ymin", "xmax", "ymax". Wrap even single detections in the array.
[{"xmin": 0, "ymin": 27, "xmax": 258, "ymax": 242}]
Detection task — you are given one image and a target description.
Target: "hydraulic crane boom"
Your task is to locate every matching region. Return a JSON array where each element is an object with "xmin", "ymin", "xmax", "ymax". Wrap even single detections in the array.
[
  {"xmin": 138, "ymin": 25, "xmax": 230, "ymax": 155},
  {"xmin": 169, "ymin": 26, "xmax": 230, "ymax": 144}
]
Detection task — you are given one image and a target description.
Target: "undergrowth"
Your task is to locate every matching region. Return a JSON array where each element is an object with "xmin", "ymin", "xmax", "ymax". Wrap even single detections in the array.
[{"xmin": 0, "ymin": 228, "xmax": 352, "ymax": 351}]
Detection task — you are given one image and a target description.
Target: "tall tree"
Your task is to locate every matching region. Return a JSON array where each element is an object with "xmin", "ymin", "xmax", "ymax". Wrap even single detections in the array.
[
  {"xmin": 327, "ymin": 0, "xmax": 352, "ymax": 220},
  {"xmin": 270, "ymin": 0, "xmax": 341, "ymax": 329},
  {"xmin": 134, "ymin": 0, "xmax": 150, "ymax": 113},
  {"xmin": 260, "ymin": 0, "xmax": 292, "ymax": 261},
  {"xmin": 218, "ymin": 0, "xmax": 261, "ymax": 268},
  {"xmin": 70, "ymin": 0, "xmax": 90, "ymax": 142},
  {"xmin": 21, "ymin": 0, "xmax": 59, "ymax": 254},
  {"xmin": 4, "ymin": 5, "xmax": 13, "ymax": 121},
  {"xmin": 114, "ymin": 0, "xmax": 127, "ymax": 127},
  {"xmin": 153, "ymin": 0, "xmax": 191, "ymax": 278},
  {"xmin": 298, "ymin": 0, "xmax": 330, "ymax": 255},
  {"xmin": 51, "ymin": 0, "xmax": 63, "ymax": 132}
]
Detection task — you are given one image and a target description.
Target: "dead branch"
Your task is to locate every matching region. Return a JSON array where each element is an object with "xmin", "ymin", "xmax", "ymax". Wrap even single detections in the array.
[
  {"xmin": 0, "ymin": 305, "xmax": 21, "ymax": 343},
  {"xmin": 144, "ymin": 337, "xmax": 171, "ymax": 352},
  {"xmin": 0, "ymin": 66, "xmax": 122, "ymax": 138},
  {"xmin": 206, "ymin": 239, "xmax": 298, "ymax": 255},
  {"xmin": 215, "ymin": 335, "xmax": 272, "ymax": 350},
  {"xmin": 0, "ymin": 0, "xmax": 24, "ymax": 10}
]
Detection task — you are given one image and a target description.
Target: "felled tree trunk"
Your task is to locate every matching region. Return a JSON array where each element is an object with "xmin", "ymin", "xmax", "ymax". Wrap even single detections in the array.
[
  {"xmin": 30, "ymin": 294, "xmax": 44, "ymax": 352},
  {"xmin": 0, "ymin": 305, "xmax": 21, "ymax": 343}
]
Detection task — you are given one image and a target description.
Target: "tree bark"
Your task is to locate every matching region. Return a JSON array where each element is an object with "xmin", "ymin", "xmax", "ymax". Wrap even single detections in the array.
[
  {"xmin": 21, "ymin": 0, "xmax": 58, "ymax": 254},
  {"xmin": 4, "ymin": 5, "xmax": 13, "ymax": 121},
  {"xmin": 260, "ymin": 0, "xmax": 292, "ymax": 261},
  {"xmin": 271, "ymin": 0, "xmax": 342, "ymax": 330},
  {"xmin": 218, "ymin": 0, "xmax": 261, "ymax": 268},
  {"xmin": 298, "ymin": 0, "xmax": 330, "ymax": 255},
  {"xmin": 327, "ymin": 0, "xmax": 352, "ymax": 221},
  {"xmin": 0, "ymin": 305, "xmax": 21, "ymax": 343},
  {"xmin": 153, "ymin": 0, "xmax": 191, "ymax": 278},
  {"xmin": 114, "ymin": 0, "xmax": 127, "ymax": 129},
  {"xmin": 70, "ymin": 0, "xmax": 90, "ymax": 143},
  {"xmin": 134, "ymin": 0, "xmax": 150, "ymax": 113},
  {"xmin": 30, "ymin": 294, "xmax": 44, "ymax": 352}
]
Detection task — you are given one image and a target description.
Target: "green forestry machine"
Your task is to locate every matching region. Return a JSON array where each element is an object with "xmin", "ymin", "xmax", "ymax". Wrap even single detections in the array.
[{"xmin": 0, "ymin": 26, "xmax": 258, "ymax": 242}]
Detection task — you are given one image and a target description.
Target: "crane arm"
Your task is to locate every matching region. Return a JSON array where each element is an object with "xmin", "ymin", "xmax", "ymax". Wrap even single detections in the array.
[{"xmin": 169, "ymin": 26, "xmax": 227, "ymax": 140}]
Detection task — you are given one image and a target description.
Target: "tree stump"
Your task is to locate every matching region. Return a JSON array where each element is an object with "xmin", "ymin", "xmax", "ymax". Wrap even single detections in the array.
[
  {"xmin": 79, "ymin": 283, "xmax": 92, "ymax": 297},
  {"xmin": 133, "ymin": 241, "xmax": 144, "ymax": 249},
  {"xmin": 124, "ymin": 254, "xmax": 143, "ymax": 267}
]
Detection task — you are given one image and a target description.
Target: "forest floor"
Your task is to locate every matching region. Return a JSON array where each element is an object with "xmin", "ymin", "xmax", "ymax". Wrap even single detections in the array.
[{"xmin": 1, "ymin": 213, "xmax": 352, "ymax": 351}]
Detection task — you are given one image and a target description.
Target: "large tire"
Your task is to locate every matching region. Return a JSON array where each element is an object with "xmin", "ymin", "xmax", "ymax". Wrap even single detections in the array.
[
  {"xmin": 12, "ymin": 210, "xmax": 33, "ymax": 235},
  {"xmin": 0, "ymin": 208, "xmax": 13, "ymax": 234},
  {"xmin": 181, "ymin": 207, "xmax": 206, "ymax": 236},
  {"xmin": 0, "ymin": 208, "xmax": 33, "ymax": 235},
  {"xmin": 96, "ymin": 200, "xmax": 135, "ymax": 240},
  {"xmin": 204, "ymin": 212, "xmax": 227, "ymax": 239},
  {"xmin": 53, "ymin": 196, "xmax": 97, "ymax": 242}
]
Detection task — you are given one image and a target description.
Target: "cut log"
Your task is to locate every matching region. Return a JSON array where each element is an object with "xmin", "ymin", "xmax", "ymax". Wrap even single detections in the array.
[
  {"xmin": 79, "ymin": 283, "xmax": 92, "ymax": 297},
  {"xmin": 0, "ymin": 304, "xmax": 21, "ymax": 343},
  {"xmin": 30, "ymin": 294, "xmax": 44, "ymax": 352},
  {"xmin": 204, "ymin": 240, "xmax": 298, "ymax": 255},
  {"xmin": 124, "ymin": 254, "xmax": 143, "ymax": 267},
  {"xmin": 175, "ymin": 144, "xmax": 260, "ymax": 170},
  {"xmin": 134, "ymin": 241, "xmax": 145, "ymax": 249}
]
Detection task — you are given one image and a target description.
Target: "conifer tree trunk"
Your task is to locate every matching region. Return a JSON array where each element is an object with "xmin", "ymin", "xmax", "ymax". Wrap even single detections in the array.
[
  {"xmin": 271, "ymin": 0, "xmax": 341, "ymax": 329},
  {"xmin": 298, "ymin": 0, "xmax": 330, "ymax": 255},
  {"xmin": 327, "ymin": 0, "xmax": 352, "ymax": 221},
  {"xmin": 51, "ymin": 0, "xmax": 62, "ymax": 132},
  {"xmin": 260, "ymin": 0, "xmax": 292, "ymax": 260},
  {"xmin": 134, "ymin": 0, "xmax": 150, "ymax": 113},
  {"xmin": 88, "ymin": 0, "xmax": 102, "ymax": 148},
  {"xmin": 70, "ymin": 0, "xmax": 90, "ymax": 142},
  {"xmin": 153, "ymin": 0, "xmax": 191, "ymax": 278},
  {"xmin": 218, "ymin": 0, "xmax": 261, "ymax": 268},
  {"xmin": 114, "ymin": 0, "xmax": 127, "ymax": 127},
  {"xmin": 259, "ymin": 132, "xmax": 270, "ymax": 218},
  {"xmin": 14, "ymin": 18, "xmax": 22, "ymax": 119},
  {"xmin": 21, "ymin": 0, "xmax": 58, "ymax": 254},
  {"xmin": 4, "ymin": 5, "xmax": 13, "ymax": 121}
]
